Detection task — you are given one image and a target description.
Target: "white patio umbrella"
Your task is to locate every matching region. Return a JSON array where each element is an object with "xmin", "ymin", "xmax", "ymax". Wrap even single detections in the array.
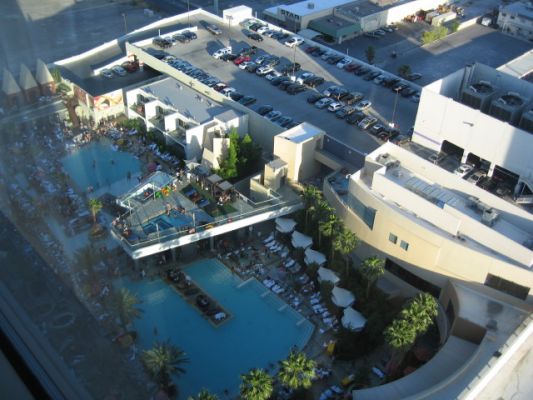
[
  {"xmin": 291, "ymin": 231, "xmax": 312, "ymax": 249},
  {"xmin": 331, "ymin": 286, "xmax": 355, "ymax": 308},
  {"xmin": 341, "ymin": 307, "xmax": 367, "ymax": 332},
  {"xmin": 317, "ymin": 267, "xmax": 340, "ymax": 285},
  {"xmin": 305, "ymin": 248, "xmax": 326, "ymax": 266}
]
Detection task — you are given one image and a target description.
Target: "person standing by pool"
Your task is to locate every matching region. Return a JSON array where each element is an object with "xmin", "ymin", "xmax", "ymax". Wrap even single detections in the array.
[
  {"xmin": 127, "ymin": 171, "xmax": 131, "ymax": 180},
  {"xmin": 110, "ymin": 159, "xmax": 115, "ymax": 165}
]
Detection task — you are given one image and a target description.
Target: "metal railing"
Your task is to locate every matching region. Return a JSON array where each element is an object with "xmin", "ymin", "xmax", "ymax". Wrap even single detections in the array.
[{"xmin": 112, "ymin": 196, "xmax": 302, "ymax": 250}]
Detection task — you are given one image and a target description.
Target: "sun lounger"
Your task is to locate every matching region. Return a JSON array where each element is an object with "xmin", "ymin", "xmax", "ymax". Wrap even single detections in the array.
[
  {"xmin": 310, "ymin": 298, "xmax": 321, "ymax": 305},
  {"xmin": 285, "ymin": 259, "xmax": 295, "ymax": 268},
  {"xmin": 263, "ymin": 233, "xmax": 275, "ymax": 244},
  {"xmin": 331, "ymin": 386, "xmax": 343, "ymax": 394}
]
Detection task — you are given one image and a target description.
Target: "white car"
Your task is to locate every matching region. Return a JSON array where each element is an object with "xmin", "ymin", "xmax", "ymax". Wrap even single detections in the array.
[
  {"xmin": 355, "ymin": 100, "xmax": 372, "ymax": 111},
  {"xmin": 239, "ymin": 61, "xmax": 252, "ymax": 70},
  {"xmin": 315, "ymin": 98, "xmax": 334, "ymax": 109},
  {"xmin": 265, "ymin": 71, "xmax": 282, "ymax": 81},
  {"xmin": 284, "ymin": 36, "xmax": 304, "ymax": 48},
  {"xmin": 454, "ymin": 164, "xmax": 474, "ymax": 178},
  {"xmin": 327, "ymin": 102, "xmax": 344, "ymax": 112},
  {"xmin": 257, "ymin": 26, "xmax": 269, "ymax": 34},
  {"xmin": 111, "ymin": 66, "xmax": 126, "ymax": 76},
  {"xmin": 296, "ymin": 72, "xmax": 314, "ymax": 84},
  {"xmin": 213, "ymin": 46, "xmax": 232, "ymax": 59},
  {"xmin": 323, "ymin": 85, "xmax": 341, "ymax": 97},
  {"xmin": 467, "ymin": 171, "xmax": 487, "ymax": 185},
  {"xmin": 321, "ymin": 51, "xmax": 335, "ymax": 60},
  {"xmin": 336, "ymin": 58, "xmax": 352, "ymax": 69},
  {"xmin": 358, "ymin": 116, "xmax": 378, "ymax": 130},
  {"xmin": 100, "ymin": 68, "xmax": 113, "ymax": 79},
  {"xmin": 256, "ymin": 65, "xmax": 274, "ymax": 75},
  {"xmin": 221, "ymin": 87, "xmax": 236, "ymax": 96}
]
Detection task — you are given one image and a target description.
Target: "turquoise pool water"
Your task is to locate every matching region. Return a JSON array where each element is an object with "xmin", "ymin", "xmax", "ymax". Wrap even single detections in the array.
[
  {"xmin": 119, "ymin": 259, "xmax": 314, "ymax": 398},
  {"xmin": 61, "ymin": 142, "xmax": 141, "ymax": 191}
]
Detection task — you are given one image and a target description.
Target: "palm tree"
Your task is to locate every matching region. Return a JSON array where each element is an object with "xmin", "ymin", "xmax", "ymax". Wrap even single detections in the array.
[
  {"xmin": 141, "ymin": 341, "xmax": 189, "ymax": 392},
  {"xmin": 400, "ymin": 293, "xmax": 438, "ymax": 335},
  {"xmin": 88, "ymin": 198, "xmax": 103, "ymax": 224},
  {"xmin": 301, "ymin": 186, "xmax": 322, "ymax": 230},
  {"xmin": 278, "ymin": 350, "xmax": 317, "ymax": 391},
  {"xmin": 360, "ymin": 256, "xmax": 385, "ymax": 298},
  {"xmin": 312, "ymin": 200, "xmax": 333, "ymax": 235},
  {"xmin": 333, "ymin": 228, "xmax": 359, "ymax": 274},
  {"xmin": 188, "ymin": 389, "xmax": 218, "ymax": 400},
  {"xmin": 240, "ymin": 368, "xmax": 273, "ymax": 400},
  {"xmin": 115, "ymin": 288, "xmax": 143, "ymax": 330},
  {"xmin": 318, "ymin": 213, "xmax": 340, "ymax": 249},
  {"xmin": 384, "ymin": 317, "xmax": 417, "ymax": 354}
]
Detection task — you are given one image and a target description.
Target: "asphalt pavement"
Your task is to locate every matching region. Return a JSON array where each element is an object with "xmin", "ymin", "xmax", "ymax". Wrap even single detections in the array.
[{"xmin": 147, "ymin": 14, "xmax": 419, "ymax": 155}]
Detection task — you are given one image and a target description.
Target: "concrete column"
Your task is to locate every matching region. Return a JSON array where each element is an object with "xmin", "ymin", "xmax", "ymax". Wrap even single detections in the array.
[
  {"xmin": 171, "ymin": 248, "xmax": 177, "ymax": 261},
  {"xmin": 461, "ymin": 152, "xmax": 469, "ymax": 164},
  {"xmin": 133, "ymin": 258, "xmax": 140, "ymax": 270},
  {"xmin": 488, "ymin": 163, "xmax": 496, "ymax": 177},
  {"xmin": 210, "ymin": 236, "xmax": 215, "ymax": 251}
]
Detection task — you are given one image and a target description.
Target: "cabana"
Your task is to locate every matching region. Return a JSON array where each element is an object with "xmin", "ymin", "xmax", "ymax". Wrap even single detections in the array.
[
  {"xmin": 331, "ymin": 286, "xmax": 355, "ymax": 308},
  {"xmin": 305, "ymin": 248, "xmax": 326, "ymax": 266},
  {"xmin": 216, "ymin": 180, "xmax": 234, "ymax": 204},
  {"xmin": 276, "ymin": 217, "xmax": 297, "ymax": 234},
  {"xmin": 341, "ymin": 307, "xmax": 367, "ymax": 332},
  {"xmin": 317, "ymin": 267, "xmax": 340, "ymax": 285},
  {"xmin": 291, "ymin": 231, "xmax": 313, "ymax": 249}
]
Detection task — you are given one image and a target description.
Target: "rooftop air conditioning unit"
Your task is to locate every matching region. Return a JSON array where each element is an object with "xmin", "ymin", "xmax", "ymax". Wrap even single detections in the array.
[
  {"xmin": 482, "ymin": 208, "xmax": 499, "ymax": 227},
  {"xmin": 308, "ymin": 2, "xmax": 314, "ymax": 9}
]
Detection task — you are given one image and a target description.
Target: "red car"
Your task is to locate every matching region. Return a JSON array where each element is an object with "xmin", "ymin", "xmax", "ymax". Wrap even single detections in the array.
[
  {"xmin": 233, "ymin": 55, "xmax": 250, "ymax": 65},
  {"xmin": 305, "ymin": 45, "xmax": 318, "ymax": 54}
]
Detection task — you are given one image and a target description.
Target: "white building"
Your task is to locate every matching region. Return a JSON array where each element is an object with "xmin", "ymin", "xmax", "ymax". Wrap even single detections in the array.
[
  {"xmin": 126, "ymin": 77, "xmax": 248, "ymax": 163},
  {"xmin": 498, "ymin": 1, "xmax": 533, "ymax": 41},
  {"xmin": 413, "ymin": 62, "xmax": 533, "ymax": 202}
]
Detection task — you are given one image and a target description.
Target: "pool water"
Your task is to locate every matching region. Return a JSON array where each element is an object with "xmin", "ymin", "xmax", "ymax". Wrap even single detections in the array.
[
  {"xmin": 142, "ymin": 212, "xmax": 193, "ymax": 235},
  {"xmin": 119, "ymin": 259, "xmax": 314, "ymax": 398},
  {"xmin": 61, "ymin": 141, "xmax": 141, "ymax": 191}
]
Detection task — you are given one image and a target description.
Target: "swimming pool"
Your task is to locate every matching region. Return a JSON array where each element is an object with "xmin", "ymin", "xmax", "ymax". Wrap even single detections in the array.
[
  {"xmin": 119, "ymin": 259, "xmax": 314, "ymax": 398},
  {"xmin": 61, "ymin": 141, "xmax": 141, "ymax": 192}
]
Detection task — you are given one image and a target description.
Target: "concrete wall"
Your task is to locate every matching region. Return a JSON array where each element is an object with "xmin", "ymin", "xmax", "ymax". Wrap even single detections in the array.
[{"xmin": 414, "ymin": 87, "xmax": 533, "ymax": 181}]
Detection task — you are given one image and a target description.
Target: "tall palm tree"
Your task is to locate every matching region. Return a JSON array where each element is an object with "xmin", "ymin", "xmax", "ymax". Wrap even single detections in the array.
[
  {"xmin": 400, "ymin": 293, "xmax": 438, "ymax": 335},
  {"xmin": 188, "ymin": 389, "xmax": 218, "ymax": 400},
  {"xmin": 141, "ymin": 341, "xmax": 189, "ymax": 392},
  {"xmin": 115, "ymin": 288, "xmax": 143, "ymax": 330},
  {"xmin": 360, "ymin": 256, "xmax": 385, "ymax": 298},
  {"xmin": 384, "ymin": 317, "xmax": 417, "ymax": 354},
  {"xmin": 301, "ymin": 186, "xmax": 322, "ymax": 230},
  {"xmin": 333, "ymin": 228, "xmax": 359, "ymax": 274},
  {"xmin": 88, "ymin": 198, "xmax": 103, "ymax": 224},
  {"xmin": 240, "ymin": 368, "xmax": 273, "ymax": 400},
  {"xmin": 318, "ymin": 213, "xmax": 340, "ymax": 249},
  {"xmin": 278, "ymin": 350, "xmax": 316, "ymax": 391}
]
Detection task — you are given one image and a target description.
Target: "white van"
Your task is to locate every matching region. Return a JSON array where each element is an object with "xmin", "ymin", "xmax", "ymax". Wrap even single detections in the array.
[{"xmin": 213, "ymin": 47, "xmax": 232, "ymax": 59}]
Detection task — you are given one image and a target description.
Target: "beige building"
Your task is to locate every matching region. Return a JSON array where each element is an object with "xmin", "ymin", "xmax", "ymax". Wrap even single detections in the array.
[{"xmin": 324, "ymin": 142, "xmax": 533, "ymax": 303}]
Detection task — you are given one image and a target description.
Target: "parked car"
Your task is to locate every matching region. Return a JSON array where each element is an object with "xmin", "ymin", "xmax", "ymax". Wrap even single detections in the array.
[
  {"xmin": 265, "ymin": 70, "xmax": 282, "ymax": 81},
  {"xmin": 239, "ymin": 96, "xmax": 257, "ymax": 106},
  {"xmin": 246, "ymin": 63, "xmax": 260, "ymax": 73},
  {"xmin": 305, "ymin": 45, "xmax": 319, "ymax": 53},
  {"xmin": 358, "ymin": 116, "xmax": 378, "ymax": 130},
  {"xmin": 238, "ymin": 46, "xmax": 257, "ymax": 56},
  {"xmin": 254, "ymin": 55, "xmax": 270, "ymax": 64},
  {"xmin": 284, "ymin": 36, "xmax": 304, "ymax": 47},
  {"xmin": 344, "ymin": 92, "xmax": 364, "ymax": 105},
  {"xmin": 278, "ymin": 80, "xmax": 294, "ymax": 90},
  {"xmin": 257, "ymin": 105, "xmax": 273, "ymax": 115},
  {"xmin": 304, "ymin": 76, "xmax": 324, "ymax": 87},
  {"xmin": 213, "ymin": 47, "xmax": 232, "ymax": 59},
  {"xmin": 344, "ymin": 62, "xmax": 360, "ymax": 72},
  {"xmin": 220, "ymin": 53, "xmax": 238, "ymax": 62},
  {"xmin": 182, "ymin": 30, "xmax": 197, "ymax": 40},
  {"xmin": 264, "ymin": 56, "xmax": 281, "ymax": 67},
  {"xmin": 307, "ymin": 93, "xmax": 325, "ymax": 104},
  {"xmin": 100, "ymin": 68, "xmax": 113, "ymax": 79},
  {"xmin": 152, "ymin": 37, "xmax": 171, "ymax": 48},
  {"xmin": 205, "ymin": 23, "xmax": 222, "ymax": 35},
  {"xmin": 238, "ymin": 61, "xmax": 252, "ymax": 70},
  {"xmin": 335, "ymin": 106, "xmax": 355, "ymax": 119},
  {"xmin": 265, "ymin": 110, "xmax": 282, "ymax": 121},
  {"xmin": 428, "ymin": 152, "xmax": 446, "ymax": 165},
  {"xmin": 454, "ymin": 164, "xmax": 474, "ymax": 178},
  {"xmin": 296, "ymin": 72, "xmax": 314, "ymax": 84},
  {"xmin": 257, "ymin": 26, "xmax": 270, "ymax": 34},
  {"xmin": 336, "ymin": 58, "xmax": 352, "ymax": 69},
  {"xmin": 111, "ymin": 66, "xmax": 127, "ymax": 76},
  {"xmin": 355, "ymin": 66, "xmax": 370, "ymax": 76},
  {"xmin": 172, "ymin": 33, "xmax": 190, "ymax": 43},
  {"xmin": 327, "ymin": 55, "xmax": 344, "ymax": 65},
  {"xmin": 407, "ymin": 73, "xmax": 422, "ymax": 81},
  {"xmin": 247, "ymin": 32, "xmax": 263, "ymax": 41},
  {"xmin": 323, "ymin": 85, "xmax": 341, "ymax": 97},
  {"xmin": 401, "ymin": 87, "xmax": 417, "ymax": 97},
  {"xmin": 286, "ymin": 84, "xmax": 306, "ymax": 95},
  {"xmin": 370, "ymin": 124, "xmax": 386, "ymax": 136},
  {"xmin": 221, "ymin": 87, "xmax": 236, "ymax": 96},
  {"xmin": 391, "ymin": 134, "xmax": 411, "ymax": 145},
  {"xmin": 355, "ymin": 100, "xmax": 372, "ymax": 111},
  {"xmin": 346, "ymin": 112, "xmax": 366, "ymax": 125},
  {"xmin": 281, "ymin": 63, "xmax": 301, "ymax": 75},
  {"xmin": 312, "ymin": 48, "xmax": 326, "ymax": 57},
  {"xmin": 234, "ymin": 55, "xmax": 251, "ymax": 65},
  {"xmin": 364, "ymin": 71, "xmax": 381, "ymax": 81},
  {"xmin": 277, "ymin": 116, "xmax": 293, "ymax": 127},
  {"xmin": 229, "ymin": 92, "xmax": 244, "ymax": 101},
  {"xmin": 256, "ymin": 65, "xmax": 274, "ymax": 76},
  {"xmin": 271, "ymin": 76, "xmax": 291, "ymax": 86},
  {"xmin": 315, "ymin": 98, "xmax": 334, "ymax": 109},
  {"xmin": 213, "ymin": 82, "xmax": 227, "ymax": 92}
]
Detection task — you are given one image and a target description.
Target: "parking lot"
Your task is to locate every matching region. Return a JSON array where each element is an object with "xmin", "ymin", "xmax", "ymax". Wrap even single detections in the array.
[{"xmin": 141, "ymin": 15, "xmax": 420, "ymax": 155}]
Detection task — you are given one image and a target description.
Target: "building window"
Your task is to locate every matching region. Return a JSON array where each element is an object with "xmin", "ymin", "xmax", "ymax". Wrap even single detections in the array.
[
  {"xmin": 400, "ymin": 240, "xmax": 409, "ymax": 251},
  {"xmin": 485, "ymin": 274, "xmax": 529, "ymax": 300},
  {"xmin": 385, "ymin": 259, "xmax": 441, "ymax": 297},
  {"xmin": 389, "ymin": 233, "xmax": 398, "ymax": 244}
]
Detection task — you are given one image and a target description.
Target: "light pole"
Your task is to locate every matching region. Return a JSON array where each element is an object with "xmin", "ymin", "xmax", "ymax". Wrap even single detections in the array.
[
  {"xmin": 390, "ymin": 87, "xmax": 400, "ymax": 129},
  {"xmin": 122, "ymin": 13, "xmax": 128, "ymax": 35},
  {"xmin": 292, "ymin": 44, "xmax": 297, "ymax": 79},
  {"xmin": 187, "ymin": 0, "xmax": 190, "ymax": 27},
  {"xmin": 227, "ymin": 15, "xmax": 233, "ymax": 47}
]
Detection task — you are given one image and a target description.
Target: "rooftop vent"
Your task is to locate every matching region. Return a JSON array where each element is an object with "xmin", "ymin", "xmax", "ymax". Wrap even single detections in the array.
[
  {"xmin": 497, "ymin": 92, "xmax": 523, "ymax": 107},
  {"xmin": 482, "ymin": 208, "xmax": 499, "ymax": 227},
  {"xmin": 469, "ymin": 81, "xmax": 493, "ymax": 94},
  {"xmin": 308, "ymin": 2, "xmax": 314, "ymax": 9}
]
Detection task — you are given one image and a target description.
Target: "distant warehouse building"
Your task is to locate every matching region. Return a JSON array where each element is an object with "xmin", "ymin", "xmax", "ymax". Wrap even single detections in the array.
[
  {"xmin": 265, "ymin": 0, "xmax": 451, "ymax": 44},
  {"xmin": 497, "ymin": 1, "xmax": 533, "ymax": 42}
]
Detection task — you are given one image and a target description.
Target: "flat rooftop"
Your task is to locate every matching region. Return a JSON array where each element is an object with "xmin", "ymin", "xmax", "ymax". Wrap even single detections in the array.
[
  {"xmin": 137, "ymin": 77, "xmax": 232, "ymax": 124},
  {"xmin": 359, "ymin": 143, "xmax": 533, "ymax": 268},
  {"xmin": 277, "ymin": 122, "xmax": 323, "ymax": 143},
  {"xmin": 337, "ymin": 0, "xmax": 411, "ymax": 18},
  {"xmin": 502, "ymin": 1, "xmax": 533, "ymax": 20}
]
